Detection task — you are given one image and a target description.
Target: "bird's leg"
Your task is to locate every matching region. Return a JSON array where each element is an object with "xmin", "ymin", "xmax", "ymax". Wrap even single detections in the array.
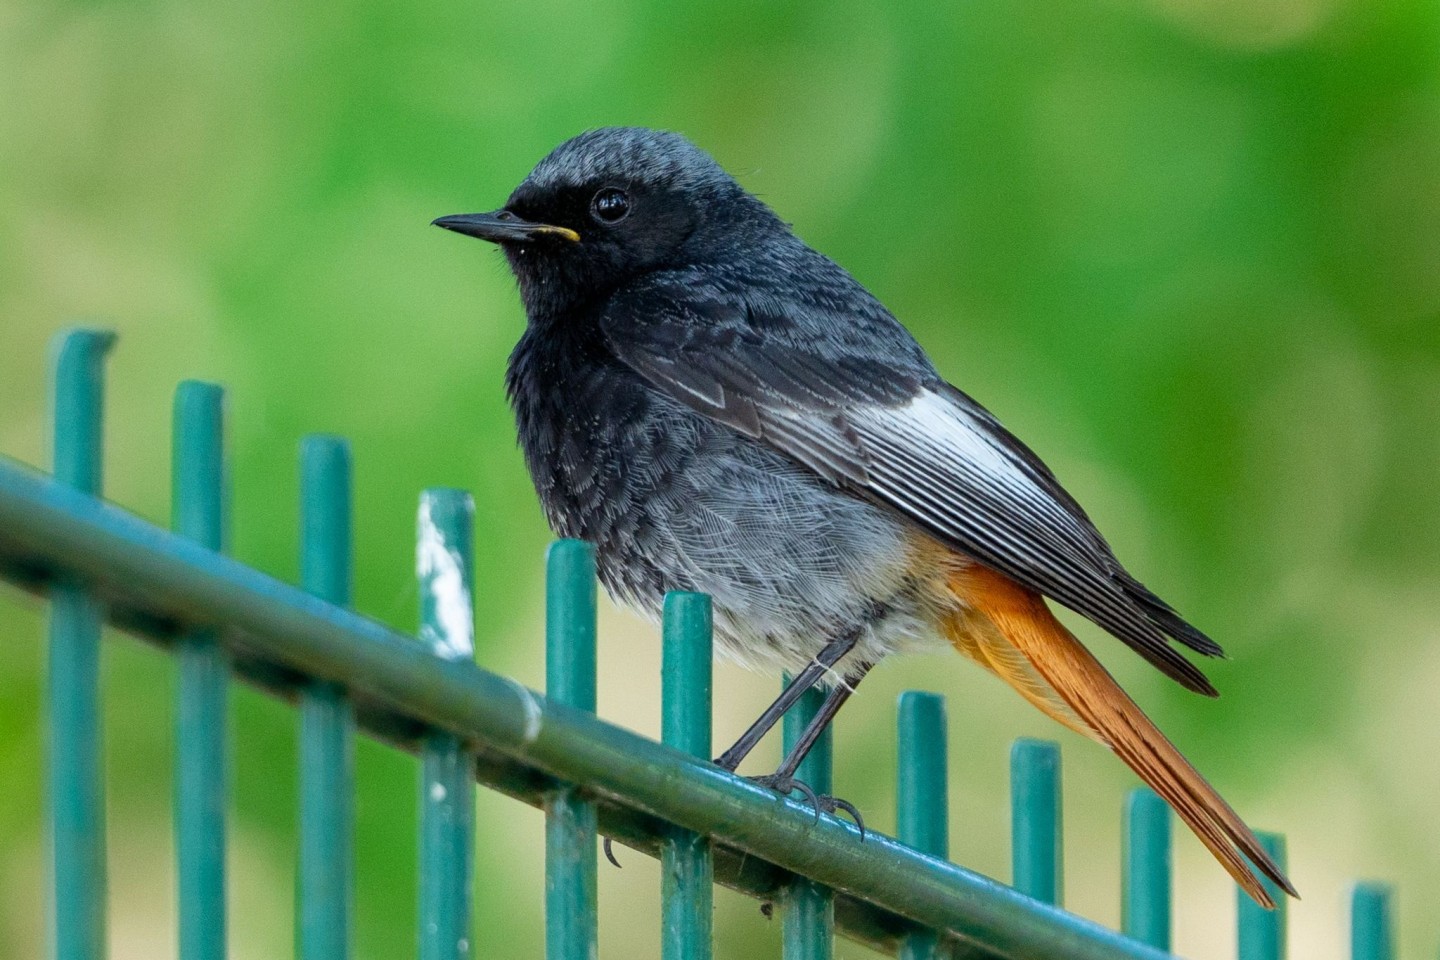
[
  {"xmin": 610, "ymin": 632, "xmax": 861, "ymax": 871},
  {"xmin": 608, "ymin": 632, "xmax": 860, "ymax": 870},
  {"xmin": 713, "ymin": 630, "xmax": 859, "ymax": 772},
  {"xmin": 750, "ymin": 661, "xmax": 873, "ymax": 835},
  {"xmin": 770, "ymin": 664, "xmax": 870, "ymax": 782}
]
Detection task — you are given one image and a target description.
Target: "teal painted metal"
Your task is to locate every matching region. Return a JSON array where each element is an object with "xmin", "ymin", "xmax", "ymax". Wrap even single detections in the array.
[
  {"xmin": 172, "ymin": 382, "xmax": 227, "ymax": 550},
  {"xmin": 897, "ymin": 692, "xmax": 948, "ymax": 960},
  {"xmin": 1238, "ymin": 832, "xmax": 1287, "ymax": 960},
  {"xmin": 782, "ymin": 683, "xmax": 834, "ymax": 960},
  {"xmin": 298, "ymin": 436, "xmax": 355, "ymax": 960},
  {"xmin": 173, "ymin": 381, "xmax": 230, "ymax": 960},
  {"xmin": 660, "ymin": 592, "xmax": 714, "ymax": 960},
  {"xmin": 14, "ymin": 333, "xmax": 1411, "ymax": 960},
  {"xmin": 50, "ymin": 330, "xmax": 113, "ymax": 494},
  {"xmin": 544, "ymin": 540, "xmax": 598, "ymax": 960},
  {"xmin": 1121, "ymin": 788, "xmax": 1170, "ymax": 950},
  {"xmin": 417, "ymin": 490, "xmax": 477, "ymax": 960},
  {"xmin": 0, "ymin": 462, "xmax": 1183, "ymax": 960},
  {"xmin": 1350, "ymin": 883, "xmax": 1392, "ymax": 960},
  {"xmin": 1011, "ymin": 738, "xmax": 1062, "ymax": 906},
  {"xmin": 47, "ymin": 329, "xmax": 113, "ymax": 960}
]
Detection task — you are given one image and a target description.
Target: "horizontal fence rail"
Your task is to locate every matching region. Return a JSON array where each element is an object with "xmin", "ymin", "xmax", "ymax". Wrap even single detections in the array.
[{"xmin": 0, "ymin": 330, "xmax": 1407, "ymax": 959}]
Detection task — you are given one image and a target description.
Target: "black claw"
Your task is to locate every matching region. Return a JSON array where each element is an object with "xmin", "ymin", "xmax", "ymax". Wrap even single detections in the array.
[
  {"xmin": 791, "ymin": 779, "xmax": 823, "ymax": 821},
  {"xmin": 746, "ymin": 773, "xmax": 780, "ymax": 793},
  {"xmin": 746, "ymin": 772, "xmax": 867, "ymax": 836},
  {"xmin": 748, "ymin": 773, "xmax": 825, "ymax": 823},
  {"xmin": 826, "ymin": 797, "xmax": 866, "ymax": 840},
  {"xmin": 602, "ymin": 837, "xmax": 622, "ymax": 869}
]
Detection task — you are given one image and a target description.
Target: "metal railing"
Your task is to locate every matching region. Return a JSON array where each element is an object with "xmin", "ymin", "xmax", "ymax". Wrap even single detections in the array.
[{"xmin": 0, "ymin": 329, "xmax": 1402, "ymax": 959}]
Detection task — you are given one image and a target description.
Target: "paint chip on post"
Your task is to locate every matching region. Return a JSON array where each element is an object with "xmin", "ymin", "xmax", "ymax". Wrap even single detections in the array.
[
  {"xmin": 417, "ymin": 494, "xmax": 475, "ymax": 659},
  {"xmin": 417, "ymin": 488, "xmax": 477, "ymax": 960},
  {"xmin": 504, "ymin": 677, "xmax": 544, "ymax": 744}
]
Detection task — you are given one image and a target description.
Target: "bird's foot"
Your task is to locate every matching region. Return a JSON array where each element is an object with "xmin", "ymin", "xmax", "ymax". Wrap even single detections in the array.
[{"xmin": 747, "ymin": 773, "xmax": 866, "ymax": 839}]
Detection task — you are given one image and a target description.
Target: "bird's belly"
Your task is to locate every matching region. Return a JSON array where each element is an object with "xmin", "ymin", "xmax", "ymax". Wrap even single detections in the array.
[{"xmin": 590, "ymin": 419, "xmax": 950, "ymax": 677}]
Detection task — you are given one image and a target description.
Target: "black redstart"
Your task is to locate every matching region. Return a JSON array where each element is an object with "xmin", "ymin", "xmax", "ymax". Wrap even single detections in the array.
[{"xmin": 434, "ymin": 127, "xmax": 1295, "ymax": 907}]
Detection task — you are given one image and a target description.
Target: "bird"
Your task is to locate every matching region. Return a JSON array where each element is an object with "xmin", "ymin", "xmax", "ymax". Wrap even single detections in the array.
[{"xmin": 433, "ymin": 126, "xmax": 1297, "ymax": 908}]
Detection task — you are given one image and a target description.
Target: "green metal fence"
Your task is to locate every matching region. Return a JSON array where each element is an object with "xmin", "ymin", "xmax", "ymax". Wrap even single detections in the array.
[{"xmin": 0, "ymin": 329, "xmax": 1403, "ymax": 959}]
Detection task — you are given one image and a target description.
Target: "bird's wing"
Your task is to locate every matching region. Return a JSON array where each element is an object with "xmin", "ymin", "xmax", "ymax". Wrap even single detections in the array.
[{"xmin": 601, "ymin": 282, "xmax": 1222, "ymax": 694}]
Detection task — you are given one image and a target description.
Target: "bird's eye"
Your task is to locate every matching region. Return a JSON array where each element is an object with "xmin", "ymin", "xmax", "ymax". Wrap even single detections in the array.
[{"xmin": 590, "ymin": 187, "xmax": 630, "ymax": 224}]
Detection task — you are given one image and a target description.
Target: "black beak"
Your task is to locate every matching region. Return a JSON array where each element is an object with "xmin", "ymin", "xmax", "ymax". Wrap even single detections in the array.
[{"xmin": 431, "ymin": 210, "xmax": 580, "ymax": 244}]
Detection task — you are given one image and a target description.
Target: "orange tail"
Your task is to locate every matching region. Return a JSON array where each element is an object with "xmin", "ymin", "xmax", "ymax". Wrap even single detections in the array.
[{"xmin": 946, "ymin": 564, "xmax": 1297, "ymax": 908}]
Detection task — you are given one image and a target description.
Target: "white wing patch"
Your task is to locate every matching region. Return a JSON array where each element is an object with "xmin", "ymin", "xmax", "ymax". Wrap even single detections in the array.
[
  {"xmin": 845, "ymin": 389, "xmax": 1114, "ymax": 577},
  {"xmin": 864, "ymin": 390, "xmax": 1032, "ymax": 490},
  {"xmin": 851, "ymin": 389, "xmax": 1051, "ymax": 517}
]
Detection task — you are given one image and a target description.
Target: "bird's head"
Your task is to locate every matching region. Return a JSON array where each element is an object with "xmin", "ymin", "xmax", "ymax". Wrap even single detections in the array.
[{"xmin": 434, "ymin": 127, "xmax": 781, "ymax": 319}]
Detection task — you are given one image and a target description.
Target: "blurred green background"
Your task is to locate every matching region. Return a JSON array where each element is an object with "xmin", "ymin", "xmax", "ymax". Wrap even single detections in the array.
[{"xmin": 2, "ymin": 0, "xmax": 1438, "ymax": 956}]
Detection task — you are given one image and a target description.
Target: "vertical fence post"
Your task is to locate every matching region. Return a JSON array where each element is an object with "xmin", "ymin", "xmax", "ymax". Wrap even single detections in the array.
[
  {"xmin": 47, "ymin": 329, "xmax": 114, "ymax": 960},
  {"xmin": 897, "ymin": 692, "xmax": 948, "ymax": 960},
  {"xmin": 1121, "ymin": 787, "xmax": 1170, "ymax": 950},
  {"xmin": 1237, "ymin": 832, "xmax": 1287, "ymax": 960},
  {"xmin": 1011, "ymin": 738, "xmax": 1062, "ymax": 906},
  {"xmin": 1350, "ymin": 883, "xmax": 1392, "ymax": 960},
  {"xmin": 173, "ymin": 381, "xmax": 229, "ymax": 960},
  {"xmin": 298, "ymin": 436, "xmax": 354, "ymax": 960},
  {"xmin": 545, "ymin": 540, "xmax": 598, "ymax": 960},
  {"xmin": 417, "ymin": 490, "xmax": 477, "ymax": 960},
  {"xmin": 783, "ymin": 683, "xmax": 834, "ymax": 960},
  {"xmin": 660, "ymin": 592, "xmax": 713, "ymax": 960}
]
